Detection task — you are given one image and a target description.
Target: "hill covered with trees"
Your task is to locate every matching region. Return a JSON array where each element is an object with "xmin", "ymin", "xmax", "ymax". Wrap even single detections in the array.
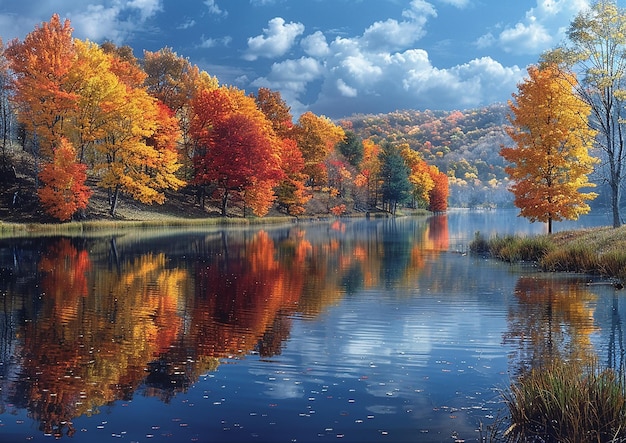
[{"xmin": 343, "ymin": 104, "xmax": 514, "ymax": 208}]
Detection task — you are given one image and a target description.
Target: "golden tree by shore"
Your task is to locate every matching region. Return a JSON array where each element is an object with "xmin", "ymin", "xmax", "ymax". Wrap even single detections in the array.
[{"xmin": 501, "ymin": 64, "xmax": 598, "ymax": 234}]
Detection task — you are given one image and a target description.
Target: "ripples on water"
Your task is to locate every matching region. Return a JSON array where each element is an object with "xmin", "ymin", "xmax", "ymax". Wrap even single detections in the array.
[{"xmin": 0, "ymin": 211, "xmax": 622, "ymax": 442}]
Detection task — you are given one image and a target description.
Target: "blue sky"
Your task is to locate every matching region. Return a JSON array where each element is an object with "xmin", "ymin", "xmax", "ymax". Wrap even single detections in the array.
[{"xmin": 0, "ymin": 0, "xmax": 592, "ymax": 118}]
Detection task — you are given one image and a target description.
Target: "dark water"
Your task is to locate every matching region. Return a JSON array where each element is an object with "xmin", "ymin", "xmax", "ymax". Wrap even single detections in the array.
[{"xmin": 0, "ymin": 209, "xmax": 622, "ymax": 442}]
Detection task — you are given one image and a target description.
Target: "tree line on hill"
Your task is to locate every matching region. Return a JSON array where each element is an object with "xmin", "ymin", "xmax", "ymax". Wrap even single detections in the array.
[{"xmin": 0, "ymin": 14, "xmax": 448, "ymax": 222}]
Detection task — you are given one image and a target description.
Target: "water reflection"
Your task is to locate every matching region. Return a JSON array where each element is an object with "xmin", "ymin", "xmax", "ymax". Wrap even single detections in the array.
[
  {"xmin": 0, "ymin": 212, "xmax": 621, "ymax": 441},
  {"xmin": 504, "ymin": 274, "xmax": 600, "ymax": 376}
]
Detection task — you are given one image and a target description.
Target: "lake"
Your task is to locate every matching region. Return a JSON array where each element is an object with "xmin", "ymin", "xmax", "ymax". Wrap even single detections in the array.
[{"xmin": 0, "ymin": 209, "xmax": 622, "ymax": 442}]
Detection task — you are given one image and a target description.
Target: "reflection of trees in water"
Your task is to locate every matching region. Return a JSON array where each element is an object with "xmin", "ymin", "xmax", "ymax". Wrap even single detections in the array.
[
  {"xmin": 504, "ymin": 275, "xmax": 599, "ymax": 376},
  {"xmin": 0, "ymin": 219, "xmax": 451, "ymax": 436}
]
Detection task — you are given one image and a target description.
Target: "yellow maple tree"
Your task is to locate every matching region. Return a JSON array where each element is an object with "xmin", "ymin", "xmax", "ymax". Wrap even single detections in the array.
[{"xmin": 501, "ymin": 64, "xmax": 598, "ymax": 233}]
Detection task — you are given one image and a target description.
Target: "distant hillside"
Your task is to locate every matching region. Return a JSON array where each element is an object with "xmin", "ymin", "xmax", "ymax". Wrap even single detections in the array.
[{"xmin": 343, "ymin": 104, "xmax": 514, "ymax": 208}]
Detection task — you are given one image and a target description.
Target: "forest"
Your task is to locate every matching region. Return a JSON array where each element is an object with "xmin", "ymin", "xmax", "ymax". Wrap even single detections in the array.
[
  {"xmin": 0, "ymin": 14, "xmax": 451, "ymax": 223},
  {"xmin": 345, "ymin": 105, "xmax": 513, "ymax": 209}
]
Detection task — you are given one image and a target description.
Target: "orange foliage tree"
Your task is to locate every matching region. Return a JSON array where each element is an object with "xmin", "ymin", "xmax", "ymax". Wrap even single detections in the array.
[
  {"xmin": 501, "ymin": 64, "xmax": 598, "ymax": 233},
  {"xmin": 354, "ymin": 138, "xmax": 381, "ymax": 209},
  {"xmin": 5, "ymin": 14, "xmax": 77, "ymax": 158},
  {"xmin": 38, "ymin": 137, "xmax": 91, "ymax": 221},
  {"xmin": 428, "ymin": 166, "xmax": 449, "ymax": 213}
]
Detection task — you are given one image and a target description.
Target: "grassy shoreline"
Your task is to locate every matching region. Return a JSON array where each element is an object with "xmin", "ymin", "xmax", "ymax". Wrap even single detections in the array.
[
  {"xmin": 470, "ymin": 225, "xmax": 626, "ymax": 283},
  {"xmin": 0, "ymin": 215, "xmax": 304, "ymax": 237}
]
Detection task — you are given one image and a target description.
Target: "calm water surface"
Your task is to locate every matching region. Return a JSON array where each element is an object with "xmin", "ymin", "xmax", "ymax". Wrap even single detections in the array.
[{"xmin": 0, "ymin": 209, "xmax": 622, "ymax": 442}]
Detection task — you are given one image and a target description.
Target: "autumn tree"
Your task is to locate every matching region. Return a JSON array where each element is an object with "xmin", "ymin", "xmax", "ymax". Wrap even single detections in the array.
[
  {"xmin": 379, "ymin": 142, "xmax": 411, "ymax": 215},
  {"xmin": 294, "ymin": 112, "xmax": 345, "ymax": 187},
  {"xmin": 500, "ymin": 64, "xmax": 598, "ymax": 233},
  {"xmin": 354, "ymin": 138, "xmax": 381, "ymax": 210},
  {"xmin": 143, "ymin": 47, "xmax": 218, "ymax": 178},
  {"xmin": 401, "ymin": 145, "xmax": 434, "ymax": 208},
  {"xmin": 38, "ymin": 137, "xmax": 91, "ymax": 221},
  {"xmin": 427, "ymin": 166, "xmax": 449, "ymax": 213},
  {"xmin": 542, "ymin": 0, "xmax": 626, "ymax": 227},
  {"xmin": 274, "ymin": 137, "xmax": 309, "ymax": 215},
  {"xmin": 191, "ymin": 86, "xmax": 283, "ymax": 216},
  {"xmin": 93, "ymin": 46, "xmax": 185, "ymax": 215},
  {"xmin": 5, "ymin": 14, "xmax": 78, "ymax": 159},
  {"xmin": 253, "ymin": 87, "xmax": 309, "ymax": 215}
]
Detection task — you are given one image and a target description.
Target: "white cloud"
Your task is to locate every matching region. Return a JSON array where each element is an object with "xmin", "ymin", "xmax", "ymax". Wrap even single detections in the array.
[
  {"xmin": 198, "ymin": 35, "xmax": 232, "ymax": 49},
  {"xmin": 438, "ymin": 0, "xmax": 470, "ymax": 7},
  {"xmin": 251, "ymin": 56, "xmax": 324, "ymax": 116},
  {"xmin": 127, "ymin": 0, "xmax": 162, "ymax": 20},
  {"xmin": 177, "ymin": 19, "xmax": 196, "ymax": 30},
  {"xmin": 204, "ymin": 0, "xmax": 227, "ymax": 17},
  {"xmin": 361, "ymin": 0, "xmax": 436, "ymax": 51},
  {"xmin": 243, "ymin": 17, "xmax": 305, "ymax": 61},
  {"xmin": 72, "ymin": 4, "xmax": 127, "ymax": 42},
  {"xmin": 337, "ymin": 79, "xmax": 358, "ymax": 98},
  {"xmin": 490, "ymin": 0, "xmax": 590, "ymax": 56},
  {"xmin": 499, "ymin": 21, "xmax": 552, "ymax": 54},
  {"xmin": 301, "ymin": 31, "xmax": 330, "ymax": 58}
]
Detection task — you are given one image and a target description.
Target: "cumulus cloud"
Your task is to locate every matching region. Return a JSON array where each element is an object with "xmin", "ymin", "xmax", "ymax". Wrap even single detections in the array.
[
  {"xmin": 8, "ymin": 0, "xmax": 165, "ymax": 44},
  {"xmin": 301, "ymin": 31, "xmax": 330, "ymax": 58},
  {"xmin": 243, "ymin": 17, "xmax": 305, "ymax": 61},
  {"xmin": 484, "ymin": 0, "xmax": 590, "ymax": 55},
  {"xmin": 499, "ymin": 21, "xmax": 552, "ymax": 54},
  {"xmin": 244, "ymin": 0, "xmax": 524, "ymax": 117},
  {"xmin": 361, "ymin": 0, "xmax": 436, "ymax": 51}
]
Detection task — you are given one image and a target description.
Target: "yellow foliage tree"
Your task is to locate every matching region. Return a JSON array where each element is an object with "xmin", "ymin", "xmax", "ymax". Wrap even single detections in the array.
[
  {"xmin": 501, "ymin": 64, "xmax": 598, "ymax": 233},
  {"xmin": 295, "ymin": 112, "xmax": 345, "ymax": 187}
]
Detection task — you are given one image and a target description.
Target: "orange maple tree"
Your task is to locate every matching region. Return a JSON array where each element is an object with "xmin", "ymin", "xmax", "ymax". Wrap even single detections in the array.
[
  {"xmin": 38, "ymin": 137, "xmax": 91, "ymax": 221},
  {"xmin": 6, "ymin": 14, "xmax": 78, "ymax": 158}
]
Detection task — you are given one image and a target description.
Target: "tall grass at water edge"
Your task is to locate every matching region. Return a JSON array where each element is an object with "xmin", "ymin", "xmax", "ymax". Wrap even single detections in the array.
[
  {"xmin": 502, "ymin": 359, "xmax": 626, "ymax": 443},
  {"xmin": 470, "ymin": 227, "xmax": 626, "ymax": 282}
]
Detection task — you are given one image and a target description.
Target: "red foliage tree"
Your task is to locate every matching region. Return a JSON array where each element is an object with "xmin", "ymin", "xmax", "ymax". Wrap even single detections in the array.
[
  {"xmin": 428, "ymin": 167, "xmax": 449, "ymax": 213},
  {"xmin": 38, "ymin": 137, "xmax": 92, "ymax": 221},
  {"xmin": 191, "ymin": 87, "xmax": 283, "ymax": 216}
]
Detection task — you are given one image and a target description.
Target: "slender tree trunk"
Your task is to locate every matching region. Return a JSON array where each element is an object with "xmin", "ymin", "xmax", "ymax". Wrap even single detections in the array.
[
  {"xmin": 548, "ymin": 217, "xmax": 552, "ymax": 234},
  {"xmin": 109, "ymin": 186, "xmax": 120, "ymax": 216},
  {"xmin": 221, "ymin": 189, "xmax": 228, "ymax": 216}
]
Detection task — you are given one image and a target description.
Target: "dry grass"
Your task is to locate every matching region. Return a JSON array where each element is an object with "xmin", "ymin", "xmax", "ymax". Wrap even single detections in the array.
[{"xmin": 471, "ymin": 225, "xmax": 626, "ymax": 282}]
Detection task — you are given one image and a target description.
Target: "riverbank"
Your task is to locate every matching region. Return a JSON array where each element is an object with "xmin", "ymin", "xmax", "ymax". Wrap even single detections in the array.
[{"xmin": 470, "ymin": 224, "xmax": 626, "ymax": 283}]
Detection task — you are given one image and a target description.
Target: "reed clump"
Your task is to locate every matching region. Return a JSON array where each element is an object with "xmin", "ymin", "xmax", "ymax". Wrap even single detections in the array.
[
  {"xmin": 470, "ymin": 232, "xmax": 553, "ymax": 262},
  {"xmin": 470, "ymin": 226, "xmax": 626, "ymax": 283},
  {"xmin": 503, "ymin": 359, "xmax": 626, "ymax": 443}
]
